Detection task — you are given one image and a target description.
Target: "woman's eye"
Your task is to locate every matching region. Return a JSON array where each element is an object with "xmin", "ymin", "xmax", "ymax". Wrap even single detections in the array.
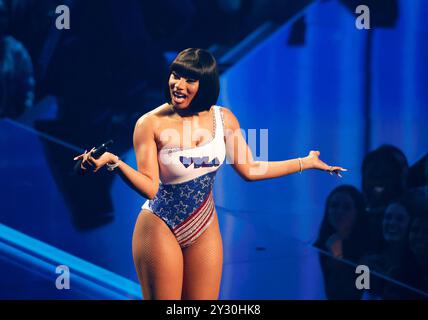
[{"xmin": 187, "ymin": 79, "xmax": 196, "ymax": 83}]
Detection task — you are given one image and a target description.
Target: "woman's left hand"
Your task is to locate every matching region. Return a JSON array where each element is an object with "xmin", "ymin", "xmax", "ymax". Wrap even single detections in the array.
[{"xmin": 305, "ymin": 150, "xmax": 347, "ymax": 177}]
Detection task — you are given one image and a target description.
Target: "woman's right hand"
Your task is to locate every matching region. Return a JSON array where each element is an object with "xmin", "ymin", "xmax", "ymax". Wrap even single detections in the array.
[
  {"xmin": 73, "ymin": 148, "xmax": 94, "ymax": 171},
  {"xmin": 73, "ymin": 148, "xmax": 119, "ymax": 172}
]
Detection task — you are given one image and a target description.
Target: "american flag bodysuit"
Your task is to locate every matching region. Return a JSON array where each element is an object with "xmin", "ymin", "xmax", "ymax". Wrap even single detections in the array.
[{"xmin": 142, "ymin": 106, "xmax": 226, "ymax": 248}]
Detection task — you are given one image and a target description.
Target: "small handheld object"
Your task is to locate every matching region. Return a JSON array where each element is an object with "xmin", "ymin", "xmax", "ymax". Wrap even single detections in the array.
[{"xmin": 73, "ymin": 140, "xmax": 114, "ymax": 174}]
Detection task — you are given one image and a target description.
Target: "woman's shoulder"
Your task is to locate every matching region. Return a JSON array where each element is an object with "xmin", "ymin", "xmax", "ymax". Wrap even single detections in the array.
[
  {"xmin": 215, "ymin": 105, "xmax": 229, "ymax": 113},
  {"xmin": 215, "ymin": 106, "xmax": 240, "ymax": 130},
  {"xmin": 135, "ymin": 103, "xmax": 170, "ymax": 127}
]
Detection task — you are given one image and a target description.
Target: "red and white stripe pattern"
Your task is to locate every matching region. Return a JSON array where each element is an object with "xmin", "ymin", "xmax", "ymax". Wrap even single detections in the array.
[{"xmin": 173, "ymin": 191, "xmax": 215, "ymax": 248}]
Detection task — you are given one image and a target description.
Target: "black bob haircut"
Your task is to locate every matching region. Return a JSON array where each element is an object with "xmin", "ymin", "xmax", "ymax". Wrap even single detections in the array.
[{"xmin": 164, "ymin": 48, "xmax": 220, "ymax": 114}]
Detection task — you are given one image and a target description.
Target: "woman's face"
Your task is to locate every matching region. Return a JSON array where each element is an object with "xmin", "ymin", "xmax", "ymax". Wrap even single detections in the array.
[
  {"xmin": 409, "ymin": 217, "xmax": 428, "ymax": 258},
  {"xmin": 328, "ymin": 192, "xmax": 357, "ymax": 238},
  {"xmin": 382, "ymin": 203, "xmax": 410, "ymax": 242},
  {"xmin": 169, "ymin": 71, "xmax": 200, "ymax": 109}
]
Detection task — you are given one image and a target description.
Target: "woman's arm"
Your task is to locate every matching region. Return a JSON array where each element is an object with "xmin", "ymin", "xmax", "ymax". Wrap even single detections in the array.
[
  {"xmin": 75, "ymin": 113, "xmax": 160, "ymax": 199},
  {"xmin": 116, "ymin": 113, "xmax": 160, "ymax": 198},
  {"xmin": 222, "ymin": 108, "xmax": 346, "ymax": 181}
]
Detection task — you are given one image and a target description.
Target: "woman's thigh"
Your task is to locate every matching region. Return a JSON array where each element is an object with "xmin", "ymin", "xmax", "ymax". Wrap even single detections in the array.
[
  {"xmin": 181, "ymin": 211, "xmax": 223, "ymax": 300},
  {"xmin": 132, "ymin": 209, "xmax": 183, "ymax": 300}
]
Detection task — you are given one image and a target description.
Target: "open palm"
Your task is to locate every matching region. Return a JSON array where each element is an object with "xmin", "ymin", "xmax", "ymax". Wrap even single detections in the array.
[{"xmin": 306, "ymin": 150, "xmax": 347, "ymax": 177}]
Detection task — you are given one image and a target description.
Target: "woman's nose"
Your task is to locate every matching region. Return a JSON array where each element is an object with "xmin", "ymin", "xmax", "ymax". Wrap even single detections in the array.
[{"xmin": 175, "ymin": 78, "xmax": 185, "ymax": 89}]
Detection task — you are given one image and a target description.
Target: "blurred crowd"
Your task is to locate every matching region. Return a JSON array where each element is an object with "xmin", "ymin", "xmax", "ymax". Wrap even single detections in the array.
[{"xmin": 314, "ymin": 146, "xmax": 428, "ymax": 299}]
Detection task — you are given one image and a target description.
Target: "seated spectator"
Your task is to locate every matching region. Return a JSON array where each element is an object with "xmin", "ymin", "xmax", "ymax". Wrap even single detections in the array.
[
  {"xmin": 314, "ymin": 185, "xmax": 368, "ymax": 299},
  {"xmin": 361, "ymin": 199, "xmax": 415, "ymax": 299},
  {"xmin": 362, "ymin": 145, "xmax": 409, "ymax": 254}
]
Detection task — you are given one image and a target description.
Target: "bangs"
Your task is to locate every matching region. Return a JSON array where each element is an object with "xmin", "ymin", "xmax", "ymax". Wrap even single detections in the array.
[{"xmin": 169, "ymin": 60, "xmax": 203, "ymax": 80}]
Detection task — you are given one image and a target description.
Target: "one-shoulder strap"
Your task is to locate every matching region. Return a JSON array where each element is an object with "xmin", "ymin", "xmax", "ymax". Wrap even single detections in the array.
[{"xmin": 213, "ymin": 106, "xmax": 224, "ymax": 139}]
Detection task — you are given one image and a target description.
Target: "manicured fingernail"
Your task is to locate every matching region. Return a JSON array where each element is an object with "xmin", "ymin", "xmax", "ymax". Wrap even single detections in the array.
[{"xmin": 73, "ymin": 157, "xmax": 77, "ymax": 160}]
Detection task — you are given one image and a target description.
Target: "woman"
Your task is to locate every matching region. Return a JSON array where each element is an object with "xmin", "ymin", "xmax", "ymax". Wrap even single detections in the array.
[
  {"xmin": 313, "ymin": 185, "xmax": 368, "ymax": 299},
  {"xmin": 74, "ymin": 48, "xmax": 346, "ymax": 300},
  {"xmin": 314, "ymin": 185, "xmax": 367, "ymax": 261},
  {"xmin": 372, "ymin": 200, "xmax": 417, "ymax": 299}
]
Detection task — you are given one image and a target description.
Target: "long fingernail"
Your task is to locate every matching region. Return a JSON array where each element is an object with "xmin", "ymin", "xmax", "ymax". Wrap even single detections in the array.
[{"xmin": 73, "ymin": 157, "xmax": 77, "ymax": 160}]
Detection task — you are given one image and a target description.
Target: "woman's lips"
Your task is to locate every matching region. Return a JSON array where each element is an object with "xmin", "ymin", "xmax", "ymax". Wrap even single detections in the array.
[{"xmin": 172, "ymin": 91, "xmax": 187, "ymax": 104}]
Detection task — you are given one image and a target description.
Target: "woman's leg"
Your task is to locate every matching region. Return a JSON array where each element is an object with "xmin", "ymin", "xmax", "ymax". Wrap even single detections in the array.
[
  {"xmin": 181, "ymin": 211, "xmax": 223, "ymax": 300},
  {"xmin": 132, "ymin": 209, "xmax": 183, "ymax": 299}
]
